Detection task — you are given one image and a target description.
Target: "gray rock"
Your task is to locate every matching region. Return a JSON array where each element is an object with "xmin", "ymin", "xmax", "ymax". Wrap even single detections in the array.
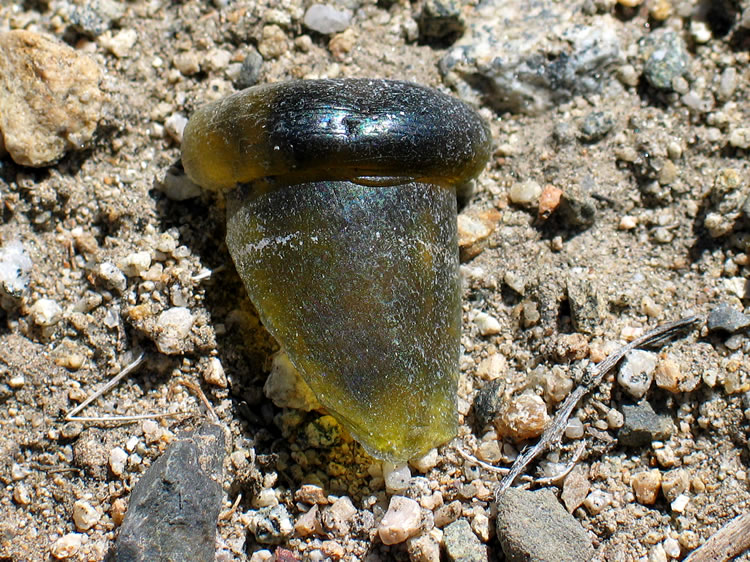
[
  {"xmin": 418, "ymin": 0, "xmax": 466, "ymax": 43},
  {"xmin": 235, "ymin": 47, "xmax": 263, "ymax": 90},
  {"xmin": 303, "ymin": 4, "xmax": 352, "ymax": 35},
  {"xmin": 69, "ymin": 0, "xmax": 125, "ymax": 37},
  {"xmin": 640, "ymin": 30, "xmax": 690, "ymax": 91},
  {"xmin": 472, "ymin": 379, "xmax": 505, "ymax": 430},
  {"xmin": 113, "ymin": 424, "xmax": 225, "ymax": 562},
  {"xmin": 566, "ymin": 276, "xmax": 602, "ymax": 334},
  {"xmin": 579, "ymin": 111, "xmax": 615, "ymax": 143},
  {"xmin": 619, "ymin": 402, "xmax": 671, "ymax": 448},
  {"xmin": 557, "ymin": 180, "xmax": 597, "ymax": 231},
  {"xmin": 439, "ymin": 0, "xmax": 621, "ymax": 114},
  {"xmin": 707, "ymin": 303, "xmax": 750, "ymax": 333},
  {"xmin": 495, "ymin": 487, "xmax": 594, "ymax": 561},
  {"xmin": 444, "ymin": 518, "xmax": 488, "ymax": 562}
]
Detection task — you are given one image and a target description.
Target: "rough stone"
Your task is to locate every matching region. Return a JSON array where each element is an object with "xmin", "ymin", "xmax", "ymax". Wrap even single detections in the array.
[
  {"xmin": 640, "ymin": 30, "xmax": 690, "ymax": 91},
  {"xmin": 418, "ymin": 0, "xmax": 466, "ymax": 43},
  {"xmin": 444, "ymin": 518, "xmax": 487, "ymax": 562},
  {"xmin": 112, "ymin": 424, "xmax": 225, "ymax": 561},
  {"xmin": 472, "ymin": 379, "xmax": 505, "ymax": 430},
  {"xmin": 566, "ymin": 276, "xmax": 602, "ymax": 334},
  {"xmin": 0, "ymin": 30, "xmax": 103, "ymax": 166},
  {"xmin": 707, "ymin": 303, "xmax": 750, "ymax": 333},
  {"xmin": 303, "ymin": 4, "xmax": 352, "ymax": 35},
  {"xmin": 617, "ymin": 349, "xmax": 658, "ymax": 399},
  {"xmin": 440, "ymin": 0, "xmax": 621, "ymax": 114},
  {"xmin": 496, "ymin": 487, "xmax": 594, "ymax": 561},
  {"xmin": 619, "ymin": 402, "xmax": 672, "ymax": 447},
  {"xmin": 377, "ymin": 495, "xmax": 422, "ymax": 545}
]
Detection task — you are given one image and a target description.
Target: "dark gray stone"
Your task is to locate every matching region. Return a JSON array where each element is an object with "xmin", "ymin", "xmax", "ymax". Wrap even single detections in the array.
[
  {"xmin": 235, "ymin": 48, "xmax": 263, "ymax": 90},
  {"xmin": 619, "ymin": 402, "xmax": 672, "ymax": 448},
  {"xmin": 69, "ymin": 0, "xmax": 124, "ymax": 37},
  {"xmin": 707, "ymin": 303, "xmax": 750, "ymax": 333},
  {"xmin": 640, "ymin": 30, "xmax": 690, "ymax": 91},
  {"xmin": 113, "ymin": 424, "xmax": 225, "ymax": 562},
  {"xmin": 472, "ymin": 379, "xmax": 505, "ymax": 431},
  {"xmin": 418, "ymin": 0, "xmax": 466, "ymax": 43},
  {"xmin": 495, "ymin": 488, "xmax": 594, "ymax": 562},
  {"xmin": 444, "ymin": 518, "xmax": 488, "ymax": 562},
  {"xmin": 579, "ymin": 111, "xmax": 615, "ymax": 143}
]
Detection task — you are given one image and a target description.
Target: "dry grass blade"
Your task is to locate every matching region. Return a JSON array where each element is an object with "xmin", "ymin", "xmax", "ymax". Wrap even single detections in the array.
[
  {"xmin": 496, "ymin": 314, "xmax": 702, "ymax": 497},
  {"xmin": 683, "ymin": 512, "xmax": 750, "ymax": 562}
]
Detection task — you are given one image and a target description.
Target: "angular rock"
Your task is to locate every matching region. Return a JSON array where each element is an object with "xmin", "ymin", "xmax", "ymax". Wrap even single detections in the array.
[
  {"xmin": 707, "ymin": 303, "xmax": 750, "ymax": 333},
  {"xmin": 444, "ymin": 518, "xmax": 488, "ymax": 562},
  {"xmin": 496, "ymin": 487, "xmax": 594, "ymax": 561},
  {"xmin": 440, "ymin": 0, "xmax": 621, "ymax": 114},
  {"xmin": 619, "ymin": 402, "xmax": 671, "ymax": 448},
  {"xmin": 0, "ymin": 30, "xmax": 103, "ymax": 166},
  {"xmin": 640, "ymin": 29, "xmax": 690, "ymax": 91},
  {"xmin": 113, "ymin": 424, "xmax": 225, "ymax": 562}
]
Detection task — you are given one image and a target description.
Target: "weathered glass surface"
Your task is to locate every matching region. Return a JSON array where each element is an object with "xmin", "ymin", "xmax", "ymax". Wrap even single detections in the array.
[{"xmin": 226, "ymin": 180, "xmax": 460, "ymax": 461}]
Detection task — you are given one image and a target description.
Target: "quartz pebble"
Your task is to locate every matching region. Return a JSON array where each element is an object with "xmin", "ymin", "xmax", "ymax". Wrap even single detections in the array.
[
  {"xmin": 0, "ymin": 240, "xmax": 32, "ymax": 297},
  {"xmin": 29, "ymin": 298, "xmax": 63, "ymax": 327},
  {"xmin": 264, "ymin": 351, "xmax": 320, "ymax": 411},
  {"xmin": 383, "ymin": 462, "xmax": 412, "ymax": 493},
  {"xmin": 72, "ymin": 500, "xmax": 100, "ymax": 531},
  {"xmin": 618, "ymin": 349, "xmax": 657, "ymax": 399},
  {"xmin": 109, "ymin": 446, "xmax": 128, "ymax": 477},
  {"xmin": 303, "ymin": 4, "xmax": 352, "ymax": 34},
  {"xmin": 155, "ymin": 307, "xmax": 195, "ymax": 355},
  {"xmin": 509, "ymin": 180, "xmax": 542, "ymax": 205},
  {"xmin": 0, "ymin": 30, "xmax": 103, "ymax": 166},
  {"xmin": 99, "ymin": 28, "xmax": 137, "ymax": 58},
  {"xmin": 51, "ymin": 533, "xmax": 83, "ymax": 559},
  {"xmin": 632, "ymin": 469, "xmax": 662, "ymax": 505},
  {"xmin": 495, "ymin": 392, "xmax": 549, "ymax": 441},
  {"xmin": 474, "ymin": 312, "xmax": 502, "ymax": 336},
  {"xmin": 410, "ymin": 448, "xmax": 439, "ymax": 473},
  {"xmin": 583, "ymin": 489, "xmax": 611, "ymax": 515},
  {"xmin": 378, "ymin": 495, "xmax": 422, "ymax": 545}
]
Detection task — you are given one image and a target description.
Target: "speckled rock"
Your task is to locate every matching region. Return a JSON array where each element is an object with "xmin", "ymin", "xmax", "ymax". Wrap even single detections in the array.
[
  {"xmin": 444, "ymin": 518, "xmax": 488, "ymax": 562},
  {"xmin": 619, "ymin": 402, "xmax": 672, "ymax": 447},
  {"xmin": 440, "ymin": 0, "xmax": 621, "ymax": 114},
  {"xmin": 640, "ymin": 29, "xmax": 690, "ymax": 91},
  {"xmin": 0, "ymin": 30, "xmax": 103, "ymax": 166},
  {"xmin": 418, "ymin": 0, "xmax": 466, "ymax": 43},
  {"xmin": 707, "ymin": 303, "xmax": 750, "ymax": 333},
  {"xmin": 495, "ymin": 488, "xmax": 594, "ymax": 561},
  {"xmin": 113, "ymin": 424, "xmax": 225, "ymax": 561}
]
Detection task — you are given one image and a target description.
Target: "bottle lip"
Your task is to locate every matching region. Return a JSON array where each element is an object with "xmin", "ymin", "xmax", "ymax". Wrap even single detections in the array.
[{"xmin": 181, "ymin": 78, "xmax": 492, "ymax": 194}]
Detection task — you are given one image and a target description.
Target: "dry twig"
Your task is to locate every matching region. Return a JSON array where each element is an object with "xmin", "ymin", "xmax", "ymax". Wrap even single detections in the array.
[
  {"xmin": 495, "ymin": 314, "xmax": 702, "ymax": 497},
  {"xmin": 683, "ymin": 512, "xmax": 750, "ymax": 562}
]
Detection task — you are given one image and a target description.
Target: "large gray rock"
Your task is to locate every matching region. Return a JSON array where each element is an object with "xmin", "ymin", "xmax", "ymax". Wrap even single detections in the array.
[
  {"xmin": 496, "ymin": 487, "xmax": 594, "ymax": 562},
  {"xmin": 440, "ymin": 0, "xmax": 621, "ymax": 114},
  {"xmin": 113, "ymin": 424, "xmax": 225, "ymax": 562}
]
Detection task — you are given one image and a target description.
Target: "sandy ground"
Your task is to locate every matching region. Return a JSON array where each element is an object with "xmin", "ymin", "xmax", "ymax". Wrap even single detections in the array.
[{"xmin": 0, "ymin": 0, "xmax": 749, "ymax": 560}]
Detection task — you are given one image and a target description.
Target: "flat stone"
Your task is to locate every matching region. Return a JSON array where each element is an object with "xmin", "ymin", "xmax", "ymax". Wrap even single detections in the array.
[
  {"xmin": 444, "ymin": 518, "xmax": 488, "ymax": 562},
  {"xmin": 619, "ymin": 402, "xmax": 672, "ymax": 448},
  {"xmin": 496, "ymin": 487, "xmax": 594, "ymax": 561},
  {"xmin": 0, "ymin": 30, "xmax": 103, "ymax": 166},
  {"xmin": 113, "ymin": 424, "xmax": 225, "ymax": 561},
  {"xmin": 707, "ymin": 303, "xmax": 750, "ymax": 333}
]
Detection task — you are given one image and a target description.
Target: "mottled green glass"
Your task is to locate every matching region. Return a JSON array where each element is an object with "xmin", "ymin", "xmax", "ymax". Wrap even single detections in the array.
[{"xmin": 226, "ymin": 180, "xmax": 460, "ymax": 461}]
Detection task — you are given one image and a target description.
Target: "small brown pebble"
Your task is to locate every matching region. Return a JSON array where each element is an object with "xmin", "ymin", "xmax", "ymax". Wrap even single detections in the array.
[
  {"xmin": 561, "ymin": 465, "xmax": 590, "ymax": 512},
  {"xmin": 551, "ymin": 333, "xmax": 589, "ymax": 363},
  {"xmin": 495, "ymin": 393, "xmax": 549, "ymax": 441},
  {"xmin": 111, "ymin": 498, "xmax": 127, "ymax": 526},
  {"xmin": 294, "ymin": 484, "xmax": 329, "ymax": 505},
  {"xmin": 650, "ymin": 0, "xmax": 672, "ymax": 20},
  {"xmin": 328, "ymin": 29, "xmax": 356, "ymax": 61},
  {"xmin": 538, "ymin": 184, "xmax": 563, "ymax": 219},
  {"xmin": 661, "ymin": 469, "xmax": 689, "ymax": 503},
  {"xmin": 654, "ymin": 357, "xmax": 683, "ymax": 393},
  {"xmin": 434, "ymin": 500, "xmax": 462, "ymax": 528},
  {"xmin": 632, "ymin": 469, "xmax": 662, "ymax": 505}
]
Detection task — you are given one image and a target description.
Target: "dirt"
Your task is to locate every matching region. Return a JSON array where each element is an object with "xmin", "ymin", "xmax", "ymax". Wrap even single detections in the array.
[{"xmin": 0, "ymin": 0, "xmax": 749, "ymax": 560}]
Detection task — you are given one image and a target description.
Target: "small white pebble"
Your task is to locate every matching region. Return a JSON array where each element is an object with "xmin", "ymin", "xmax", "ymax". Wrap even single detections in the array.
[
  {"xmin": 509, "ymin": 179, "xmax": 542, "ymax": 205},
  {"xmin": 728, "ymin": 127, "xmax": 750, "ymax": 149},
  {"xmin": 73, "ymin": 500, "xmax": 100, "ymax": 531},
  {"xmin": 619, "ymin": 215, "xmax": 637, "ymax": 230},
  {"xmin": 8, "ymin": 375, "xmax": 25, "ymax": 389},
  {"xmin": 204, "ymin": 357, "xmax": 228, "ymax": 388},
  {"xmin": 564, "ymin": 418, "xmax": 584, "ymax": 439},
  {"xmin": 663, "ymin": 537, "xmax": 681, "ymax": 558},
  {"xmin": 377, "ymin": 495, "xmax": 422, "ymax": 545},
  {"xmin": 617, "ymin": 349, "xmax": 657, "ymax": 399},
  {"xmin": 649, "ymin": 543, "xmax": 668, "ymax": 562},
  {"xmin": 109, "ymin": 447, "xmax": 128, "ymax": 477},
  {"xmin": 13, "ymin": 483, "xmax": 31, "ymax": 505},
  {"xmin": 670, "ymin": 493, "xmax": 689, "ymax": 513},
  {"xmin": 51, "ymin": 533, "xmax": 83, "ymax": 559},
  {"xmin": 99, "ymin": 29, "xmax": 138, "ymax": 58},
  {"xmin": 474, "ymin": 311, "xmax": 501, "ymax": 336},
  {"xmin": 409, "ymin": 448, "xmax": 439, "ymax": 473},
  {"xmin": 155, "ymin": 307, "xmax": 194, "ymax": 355},
  {"xmin": 164, "ymin": 113, "xmax": 188, "ymax": 144},
  {"xmin": 383, "ymin": 462, "xmax": 411, "ymax": 494},
  {"xmin": 120, "ymin": 251, "xmax": 152, "ymax": 277},
  {"xmin": 29, "ymin": 298, "xmax": 63, "ymax": 327},
  {"xmin": 583, "ymin": 490, "xmax": 611, "ymax": 515}
]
